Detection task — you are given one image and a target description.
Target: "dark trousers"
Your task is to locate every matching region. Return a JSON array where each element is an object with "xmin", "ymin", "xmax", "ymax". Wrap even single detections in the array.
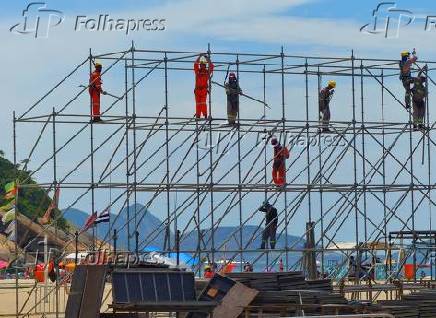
[
  {"xmin": 261, "ymin": 221, "xmax": 277, "ymax": 249},
  {"xmin": 227, "ymin": 96, "xmax": 239, "ymax": 124},
  {"xmin": 413, "ymin": 99, "xmax": 425, "ymax": 126},
  {"xmin": 319, "ymin": 105, "xmax": 330, "ymax": 128},
  {"xmin": 402, "ymin": 78, "xmax": 412, "ymax": 108}
]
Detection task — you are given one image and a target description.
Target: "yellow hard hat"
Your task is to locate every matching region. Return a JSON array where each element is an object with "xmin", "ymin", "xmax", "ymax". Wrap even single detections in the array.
[
  {"xmin": 401, "ymin": 50, "xmax": 410, "ymax": 57},
  {"xmin": 204, "ymin": 265, "xmax": 211, "ymax": 270},
  {"xmin": 95, "ymin": 61, "xmax": 102, "ymax": 68},
  {"xmin": 328, "ymin": 80, "xmax": 336, "ymax": 88},
  {"xmin": 199, "ymin": 56, "xmax": 207, "ymax": 64}
]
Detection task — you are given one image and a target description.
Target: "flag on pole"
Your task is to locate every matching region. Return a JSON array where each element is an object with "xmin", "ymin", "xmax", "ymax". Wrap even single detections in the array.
[
  {"xmin": 95, "ymin": 208, "xmax": 110, "ymax": 224},
  {"xmin": 80, "ymin": 211, "xmax": 97, "ymax": 233},
  {"xmin": 4, "ymin": 182, "xmax": 17, "ymax": 200},
  {"xmin": 0, "ymin": 199, "xmax": 15, "ymax": 212},
  {"xmin": 38, "ymin": 185, "xmax": 60, "ymax": 225},
  {"xmin": 4, "ymin": 220, "xmax": 16, "ymax": 241},
  {"xmin": 1, "ymin": 207, "xmax": 16, "ymax": 224}
]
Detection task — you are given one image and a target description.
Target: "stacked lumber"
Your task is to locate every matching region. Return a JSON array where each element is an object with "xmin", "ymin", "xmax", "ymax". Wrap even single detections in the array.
[
  {"xmin": 226, "ymin": 272, "xmax": 352, "ymax": 316},
  {"xmin": 378, "ymin": 289, "xmax": 436, "ymax": 317}
]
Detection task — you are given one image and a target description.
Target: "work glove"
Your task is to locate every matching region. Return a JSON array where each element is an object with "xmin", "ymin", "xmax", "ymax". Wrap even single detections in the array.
[{"xmin": 102, "ymin": 91, "xmax": 107, "ymax": 95}]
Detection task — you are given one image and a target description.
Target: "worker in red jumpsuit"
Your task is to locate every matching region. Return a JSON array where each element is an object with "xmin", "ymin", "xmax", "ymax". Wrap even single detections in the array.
[
  {"xmin": 194, "ymin": 54, "xmax": 214, "ymax": 119},
  {"xmin": 204, "ymin": 264, "xmax": 214, "ymax": 278},
  {"xmin": 89, "ymin": 62, "xmax": 106, "ymax": 123},
  {"xmin": 271, "ymin": 136, "xmax": 290, "ymax": 186}
]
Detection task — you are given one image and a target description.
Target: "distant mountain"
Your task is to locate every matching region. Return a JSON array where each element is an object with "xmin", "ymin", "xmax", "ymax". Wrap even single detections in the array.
[
  {"xmin": 181, "ymin": 225, "xmax": 304, "ymax": 252},
  {"xmin": 63, "ymin": 204, "xmax": 304, "ymax": 259}
]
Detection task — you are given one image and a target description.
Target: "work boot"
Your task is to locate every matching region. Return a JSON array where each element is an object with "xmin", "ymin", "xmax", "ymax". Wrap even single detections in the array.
[
  {"xmin": 322, "ymin": 127, "xmax": 332, "ymax": 133},
  {"xmin": 92, "ymin": 117, "xmax": 102, "ymax": 123}
]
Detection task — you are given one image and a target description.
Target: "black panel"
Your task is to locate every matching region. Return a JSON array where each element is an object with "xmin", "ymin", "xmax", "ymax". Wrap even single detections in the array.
[
  {"xmin": 112, "ymin": 270, "xmax": 197, "ymax": 304},
  {"xmin": 168, "ymin": 273, "xmax": 183, "ymax": 301},
  {"xmin": 125, "ymin": 273, "xmax": 142, "ymax": 302},
  {"xmin": 112, "ymin": 272, "xmax": 128, "ymax": 303},
  {"xmin": 154, "ymin": 273, "xmax": 170, "ymax": 301},
  {"xmin": 182, "ymin": 273, "xmax": 196, "ymax": 300},
  {"xmin": 140, "ymin": 272, "xmax": 156, "ymax": 302}
]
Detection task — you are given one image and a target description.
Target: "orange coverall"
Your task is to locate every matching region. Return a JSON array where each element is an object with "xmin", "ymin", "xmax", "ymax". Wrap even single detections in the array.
[
  {"xmin": 272, "ymin": 144, "xmax": 290, "ymax": 186},
  {"xmin": 194, "ymin": 57, "xmax": 214, "ymax": 118},
  {"xmin": 89, "ymin": 70, "xmax": 102, "ymax": 119}
]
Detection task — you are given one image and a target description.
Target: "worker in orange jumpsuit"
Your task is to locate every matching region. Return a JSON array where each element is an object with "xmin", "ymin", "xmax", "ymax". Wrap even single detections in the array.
[
  {"xmin": 89, "ymin": 62, "xmax": 106, "ymax": 123},
  {"xmin": 271, "ymin": 136, "xmax": 290, "ymax": 186},
  {"xmin": 194, "ymin": 54, "xmax": 214, "ymax": 119}
]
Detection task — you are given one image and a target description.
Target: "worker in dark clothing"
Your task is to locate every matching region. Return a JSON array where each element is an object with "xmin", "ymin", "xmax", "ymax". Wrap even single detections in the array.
[
  {"xmin": 224, "ymin": 72, "xmax": 242, "ymax": 126},
  {"xmin": 194, "ymin": 54, "xmax": 214, "ymax": 119},
  {"xmin": 411, "ymin": 66, "xmax": 427, "ymax": 130},
  {"xmin": 399, "ymin": 49, "xmax": 417, "ymax": 108},
  {"xmin": 243, "ymin": 262, "xmax": 253, "ymax": 272},
  {"xmin": 318, "ymin": 80, "xmax": 336, "ymax": 132},
  {"xmin": 259, "ymin": 201, "xmax": 278, "ymax": 249},
  {"xmin": 271, "ymin": 136, "xmax": 290, "ymax": 187}
]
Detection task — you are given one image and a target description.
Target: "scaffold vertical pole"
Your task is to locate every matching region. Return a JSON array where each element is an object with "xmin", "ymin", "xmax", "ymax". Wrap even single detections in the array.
[
  {"xmin": 124, "ymin": 58, "xmax": 130, "ymax": 251},
  {"xmin": 281, "ymin": 46, "xmax": 289, "ymax": 268}
]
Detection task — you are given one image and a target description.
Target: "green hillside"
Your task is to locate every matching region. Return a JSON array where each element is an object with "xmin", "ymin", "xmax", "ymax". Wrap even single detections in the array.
[{"xmin": 0, "ymin": 151, "xmax": 68, "ymax": 231}]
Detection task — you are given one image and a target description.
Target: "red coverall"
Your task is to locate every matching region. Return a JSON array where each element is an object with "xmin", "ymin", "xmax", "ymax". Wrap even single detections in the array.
[
  {"xmin": 194, "ymin": 57, "xmax": 214, "ymax": 118},
  {"xmin": 272, "ymin": 144, "xmax": 290, "ymax": 186},
  {"xmin": 89, "ymin": 70, "xmax": 102, "ymax": 119}
]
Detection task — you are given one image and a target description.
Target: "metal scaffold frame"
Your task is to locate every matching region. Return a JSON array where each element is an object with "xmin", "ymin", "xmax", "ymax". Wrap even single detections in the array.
[{"xmin": 9, "ymin": 43, "xmax": 436, "ymax": 315}]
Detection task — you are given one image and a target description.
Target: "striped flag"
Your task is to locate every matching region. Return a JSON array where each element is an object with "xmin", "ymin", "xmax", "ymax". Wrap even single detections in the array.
[
  {"xmin": 0, "ymin": 199, "xmax": 15, "ymax": 212},
  {"xmin": 95, "ymin": 208, "xmax": 110, "ymax": 224},
  {"xmin": 80, "ymin": 211, "xmax": 97, "ymax": 233},
  {"xmin": 4, "ymin": 220, "xmax": 16, "ymax": 241},
  {"xmin": 4, "ymin": 182, "xmax": 17, "ymax": 200},
  {"xmin": 38, "ymin": 185, "xmax": 60, "ymax": 225},
  {"xmin": 2, "ymin": 207, "xmax": 16, "ymax": 224}
]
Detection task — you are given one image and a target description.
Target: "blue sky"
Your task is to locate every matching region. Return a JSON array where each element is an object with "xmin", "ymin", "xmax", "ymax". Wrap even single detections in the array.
[{"xmin": 1, "ymin": 0, "xmax": 435, "ymax": 245}]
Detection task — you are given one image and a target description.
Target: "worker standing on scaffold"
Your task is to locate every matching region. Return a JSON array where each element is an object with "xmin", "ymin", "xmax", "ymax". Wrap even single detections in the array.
[
  {"xmin": 318, "ymin": 80, "xmax": 336, "ymax": 133},
  {"xmin": 259, "ymin": 201, "xmax": 278, "ymax": 249},
  {"xmin": 194, "ymin": 54, "xmax": 214, "ymax": 119},
  {"xmin": 271, "ymin": 136, "xmax": 290, "ymax": 187},
  {"xmin": 411, "ymin": 65, "xmax": 427, "ymax": 131},
  {"xmin": 224, "ymin": 72, "xmax": 242, "ymax": 126},
  {"xmin": 399, "ymin": 49, "xmax": 417, "ymax": 109},
  {"xmin": 89, "ymin": 62, "xmax": 106, "ymax": 123}
]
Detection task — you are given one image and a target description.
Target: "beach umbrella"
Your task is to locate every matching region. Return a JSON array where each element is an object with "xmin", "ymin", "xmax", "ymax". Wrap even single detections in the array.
[{"xmin": 0, "ymin": 260, "xmax": 8, "ymax": 269}]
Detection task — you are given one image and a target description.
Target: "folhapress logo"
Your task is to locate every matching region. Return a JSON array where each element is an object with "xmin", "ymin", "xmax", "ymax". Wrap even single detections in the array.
[
  {"xmin": 10, "ymin": 2, "xmax": 64, "ymax": 38},
  {"xmin": 10, "ymin": 2, "xmax": 167, "ymax": 38}
]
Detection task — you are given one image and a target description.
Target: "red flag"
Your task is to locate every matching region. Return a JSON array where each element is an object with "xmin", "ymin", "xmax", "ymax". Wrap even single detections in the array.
[
  {"xmin": 38, "ymin": 185, "xmax": 60, "ymax": 225},
  {"xmin": 81, "ymin": 211, "xmax": 97, "ymax": 233}
]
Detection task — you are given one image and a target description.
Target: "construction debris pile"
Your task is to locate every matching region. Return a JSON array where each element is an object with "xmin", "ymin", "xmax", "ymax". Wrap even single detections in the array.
[
  {"xmin": 377, "ymin": 289, "xmax": 436, "ymax": 318},
  {"xmin": 226, "ymin": 272, "xmax": 353, "ymax": 316}
]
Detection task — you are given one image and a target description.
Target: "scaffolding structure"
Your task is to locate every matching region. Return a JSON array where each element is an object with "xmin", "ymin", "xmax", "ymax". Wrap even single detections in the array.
[{"xmin": 9, "ymin": 44, "xmax": 436, "ymax": 315}]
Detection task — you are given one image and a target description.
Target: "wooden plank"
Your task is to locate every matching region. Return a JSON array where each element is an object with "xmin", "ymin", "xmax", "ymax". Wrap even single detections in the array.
[
  {"xmin": 211, "ymin": 282, "xmax": 258, "ymax": 318},
  {"xmin": 65, "ymin": 265, "xmax": 87, "ymax": 318},
  {"xmin": 79, "ymin": 265, "xmax": 107, "ymax": 318}
]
